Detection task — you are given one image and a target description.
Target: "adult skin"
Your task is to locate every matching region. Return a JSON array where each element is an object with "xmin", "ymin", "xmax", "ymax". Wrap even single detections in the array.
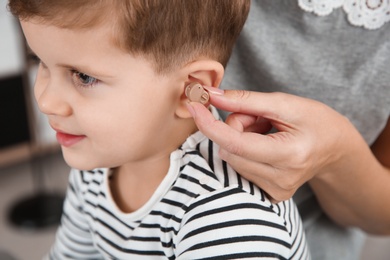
[{"xmin": 187, "ymin": 89, "xmax": 390, "ymax": 235}]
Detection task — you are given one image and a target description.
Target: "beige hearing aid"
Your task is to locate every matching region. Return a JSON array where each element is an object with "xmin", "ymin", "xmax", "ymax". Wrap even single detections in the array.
[{"xmin": 185, "ymin": 82, "xmax": 210, "ymax": 104}]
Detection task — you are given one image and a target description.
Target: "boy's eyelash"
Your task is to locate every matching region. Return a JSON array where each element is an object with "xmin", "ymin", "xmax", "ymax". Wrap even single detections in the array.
[
  {"xmin": 71, "ymin": 70, "xmax": 99, "ymax": 89},
  {"xmin": 27, "ymin": 53, "xmax": 41, "ymax": 64}
]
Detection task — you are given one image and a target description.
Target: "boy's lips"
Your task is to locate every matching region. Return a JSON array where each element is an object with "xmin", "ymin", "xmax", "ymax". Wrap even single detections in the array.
[
  {"xmin": 51, "ymin": 126, "xmax": 86, "ymax": 147},
  {"xmin": 56, "ymin": 132, "xmax": 86, "ymax": 147}
]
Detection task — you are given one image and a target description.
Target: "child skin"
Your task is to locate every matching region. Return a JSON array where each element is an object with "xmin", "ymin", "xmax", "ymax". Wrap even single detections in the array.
[{"xmin": 21, "ymin": 19, "xmax": 224, "ymax": 212}]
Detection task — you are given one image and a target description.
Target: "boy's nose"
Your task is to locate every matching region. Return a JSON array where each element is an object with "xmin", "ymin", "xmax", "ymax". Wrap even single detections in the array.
[
  {"xmin": 36, "ymin": 90, "xmax": 72, "ymax": 117},
  {"xmin": 34, "ymin": 79, "xmax": 72, "ymax": 117}
]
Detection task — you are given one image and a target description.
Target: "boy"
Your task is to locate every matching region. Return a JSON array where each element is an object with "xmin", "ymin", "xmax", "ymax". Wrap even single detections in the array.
[{"xmin": 9, "ymin": 0, "xmax": 310, "ymax": 259}]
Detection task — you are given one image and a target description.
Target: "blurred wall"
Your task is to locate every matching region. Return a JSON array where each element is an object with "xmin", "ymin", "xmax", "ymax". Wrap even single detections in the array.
[
  {"xmin": 0, "ymin": 0, "xmax": 24, "ymax": 78},
  {"xmin": 0, "ymin": 0, "xmax": 56, "ymax": 166}
]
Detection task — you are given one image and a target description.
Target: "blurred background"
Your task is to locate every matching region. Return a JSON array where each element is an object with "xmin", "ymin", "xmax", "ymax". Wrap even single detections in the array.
[{"xmin": 0, "ymin": 0, "xmax": 389, "ymax": 259}]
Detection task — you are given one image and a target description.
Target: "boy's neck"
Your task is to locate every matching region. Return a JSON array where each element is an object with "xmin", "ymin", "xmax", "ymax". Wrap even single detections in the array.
[
  {"xmin": 109, "ymin": 119, "xmax": 198, "ymax": 213},
  {"xmin": 109, "ymin": 155, "xmax": 171, "ymax": 213}
]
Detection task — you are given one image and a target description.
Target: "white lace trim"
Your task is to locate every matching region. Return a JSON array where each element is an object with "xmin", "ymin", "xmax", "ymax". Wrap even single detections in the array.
[{"xmin": 298, "ymin": 0, "xmax": 390, "ymax": 30}]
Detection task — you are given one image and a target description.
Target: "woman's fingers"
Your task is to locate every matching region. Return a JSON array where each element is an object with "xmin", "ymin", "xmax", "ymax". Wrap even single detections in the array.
[
  {"xmin": 210, "ymin": 90, "xmax": 299, "ymax": 125},
  {"xmin": 188, "ymin": 101, "xmax": 296, "ymax": 163},
  {"xmin": 217, "ymin": 148, "xmax": 303, "ymax": 202},
  {"xmin": 225, "ymin": 113, "xmax": 273, "ymax": 134},
  {"xmin": 187, "ymin": 89, "xmax": 345, "ymax": 201}
]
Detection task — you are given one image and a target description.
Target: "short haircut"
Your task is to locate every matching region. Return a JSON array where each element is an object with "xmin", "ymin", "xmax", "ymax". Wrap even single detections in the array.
[{"xmin": 9, "ymin": 0, "xmax": 250, "ymax": 73}]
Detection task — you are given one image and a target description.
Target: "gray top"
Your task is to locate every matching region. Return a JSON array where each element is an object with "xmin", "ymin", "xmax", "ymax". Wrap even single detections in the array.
[{"xmin": 221, "ymin": 1, "xmax": 390, "ymax": 259}]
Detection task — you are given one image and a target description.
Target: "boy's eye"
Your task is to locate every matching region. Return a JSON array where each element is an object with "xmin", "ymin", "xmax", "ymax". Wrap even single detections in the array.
[
  {"xmin": 78, "ymin": 72, "xmax": 96, "ymax": 85},
  {"xmin": 72, "ymin": 71, "xmax": 99, "ymax": 88}
]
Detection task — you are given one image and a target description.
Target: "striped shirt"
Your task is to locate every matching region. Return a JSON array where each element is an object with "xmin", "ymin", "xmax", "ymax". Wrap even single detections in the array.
[{"xmin": 49, "ymin": 129, "xmax": 310, "ymax": 259}]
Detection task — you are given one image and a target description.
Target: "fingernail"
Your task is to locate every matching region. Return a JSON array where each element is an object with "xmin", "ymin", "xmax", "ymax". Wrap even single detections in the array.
[
  {"xmin": 186, "ymin": 102, "xmax": 196, "ymax": 119},
  {"xmin": 203, "ymin": 86, "xmax": 224, "ymax": 95}
]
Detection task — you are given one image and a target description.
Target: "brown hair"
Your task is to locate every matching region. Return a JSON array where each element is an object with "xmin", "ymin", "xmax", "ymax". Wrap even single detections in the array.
[{"xmin": 8, "ymin": 0, "xmax": 250, "ymax": 73}]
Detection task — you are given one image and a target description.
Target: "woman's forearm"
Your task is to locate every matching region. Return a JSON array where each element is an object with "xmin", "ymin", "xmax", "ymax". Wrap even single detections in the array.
[{"xmin": 310, "ymin": 118, "xmax": 390, "ymax": 234}]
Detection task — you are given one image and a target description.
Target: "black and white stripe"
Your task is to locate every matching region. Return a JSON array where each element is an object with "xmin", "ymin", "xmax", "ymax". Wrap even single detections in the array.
[{"xmin": 48, "ymin": 130, "xmax": 310, "ymax": 259}]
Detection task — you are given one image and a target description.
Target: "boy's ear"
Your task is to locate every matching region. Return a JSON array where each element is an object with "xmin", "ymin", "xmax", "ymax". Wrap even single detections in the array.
[{"xmin": 175, "ymin": 59, "xmax": 224, "ymax": 119}]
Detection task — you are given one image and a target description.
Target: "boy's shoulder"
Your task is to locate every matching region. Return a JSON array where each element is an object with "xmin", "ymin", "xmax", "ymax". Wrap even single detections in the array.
[
  {"xmin": 179, "ymin": 127, "xmax": 269, "ymax": 201},
  {"xmin": 172, "ymin": 135, "xmax": 309, "ymax": 259},
  {"xmin": 177, "ymin": 131, "xmax": 293, "ymax": 223}
]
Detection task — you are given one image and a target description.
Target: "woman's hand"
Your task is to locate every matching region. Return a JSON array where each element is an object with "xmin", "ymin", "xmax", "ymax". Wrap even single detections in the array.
[
  {"xmin": 186, "ymin": 89, "xmax": 361, "ymax": 202},
  {"xmin": 188, "ymin": 89, "xmax": 390, "ymax": 234}
]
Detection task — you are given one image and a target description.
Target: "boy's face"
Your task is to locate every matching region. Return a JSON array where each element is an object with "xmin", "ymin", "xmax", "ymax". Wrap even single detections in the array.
[{"xmin": 21, "ymin": 20, "xmax": 190, "ymax": 170}]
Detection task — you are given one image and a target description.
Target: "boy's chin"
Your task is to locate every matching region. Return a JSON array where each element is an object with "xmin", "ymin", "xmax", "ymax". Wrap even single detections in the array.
[{"xmin": 62, "ymin": 152, "xmax": 102, "ymax": 171}]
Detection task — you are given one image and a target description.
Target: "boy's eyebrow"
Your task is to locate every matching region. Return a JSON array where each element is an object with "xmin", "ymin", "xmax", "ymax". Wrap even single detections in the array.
[
  {"xmin": 57, "ymin": 63, "xmax": 115, "ymax": 79},
  {"xmin": 26, "ymin": 46, "xmax": 114, "ymax": 79}
]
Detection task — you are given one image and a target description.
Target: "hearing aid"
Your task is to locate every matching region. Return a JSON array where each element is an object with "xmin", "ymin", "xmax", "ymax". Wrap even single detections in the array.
[{"xmin": 185, "ymin": 82, "xmax": 210, "ymax": 104}]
